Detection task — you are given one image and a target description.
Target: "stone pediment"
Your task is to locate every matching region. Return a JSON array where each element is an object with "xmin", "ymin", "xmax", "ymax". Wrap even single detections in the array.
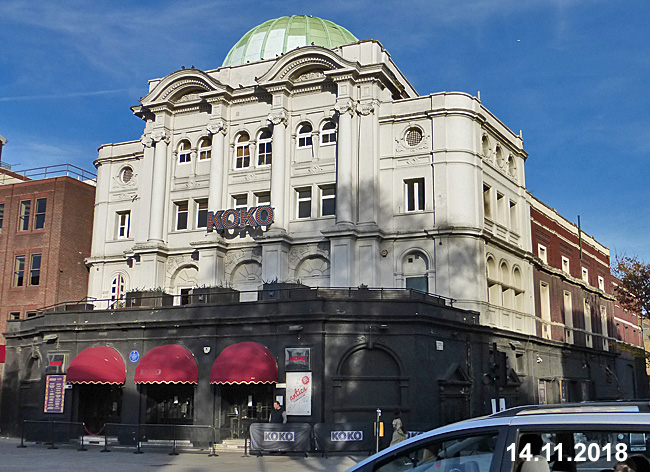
[
  {"xmin": 255, "ymin": 46, "xmax": 358, "ymax": 87},
  {"xmin": 140, "ymin": 68, "xmax": 230, "ymax": 106}
]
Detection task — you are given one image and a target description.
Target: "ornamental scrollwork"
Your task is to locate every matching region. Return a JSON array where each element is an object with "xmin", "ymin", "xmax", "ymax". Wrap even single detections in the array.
[
  {"xmin": 268, "ymin": 110, "xmax": 288, "ymax": 126},
  {"xmin": 140, "ymin": 134, "xmax": 154, "ymax": 148},
  {"xmin": 357, "ymin": 103, "xmax": 375, "ymax": 116},
  {"xmin": 207, "ymin": 119, "xmax": 227, "ymax": 136},
  {"xmin": 152, "ymin": 130, "xmax": 170, "ymax": 144},
  {"xmin": 334, "ymin": 100, "xmax": 356, "ymax": 116}
]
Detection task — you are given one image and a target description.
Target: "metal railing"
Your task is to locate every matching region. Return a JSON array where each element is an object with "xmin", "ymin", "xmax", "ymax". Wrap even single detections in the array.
[
  {"xmin": 35, "ymin": 286, "xmax": 455, "ymax": 314},
  {"xmin": 16, "ymin": 420, "xmax": 217, "ymax": 455},
  {"xmin": 1, "ymin": 164, "xmax": 96, "ymax": 184}
]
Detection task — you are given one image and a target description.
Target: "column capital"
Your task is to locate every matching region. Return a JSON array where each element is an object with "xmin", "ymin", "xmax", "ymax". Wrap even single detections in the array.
[
  {"xmin": 267, "ymin": 110, "xmax": 288, "ymax": 126},
  {"xmin": 207, "ymin": 119, "xmax": 227, "ymax": 136},
  {"xmin": 357, "ymin": 102, "xmax": 375, "ymax": 116},
  {"xmin": 140, "ymin": 133, "xmax": 154, "ymax": 148},
  {"xmin": 334, "ymin": 100, "xmax": 356, "ymax": 116},
  {"xmin": 152, "ymin": 130, "xmax": 170, "ymax": 144}
]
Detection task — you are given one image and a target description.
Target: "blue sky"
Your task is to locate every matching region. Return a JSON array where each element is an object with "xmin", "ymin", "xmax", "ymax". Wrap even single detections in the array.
[{"xmin": 1, "ymin": 0, "xmax": 648, "ymax": 263}]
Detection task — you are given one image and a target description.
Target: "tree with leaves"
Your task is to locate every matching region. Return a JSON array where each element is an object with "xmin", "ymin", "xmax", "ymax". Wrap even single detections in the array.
[{"xmin": 614, "ymin": 256, "xmax": 650, "ymax": 320}]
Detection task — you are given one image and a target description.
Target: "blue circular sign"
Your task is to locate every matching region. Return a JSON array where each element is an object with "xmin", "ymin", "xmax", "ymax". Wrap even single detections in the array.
[{"xmin": 129, "ymin": 350, "xmax": 140, "ymax": 363}]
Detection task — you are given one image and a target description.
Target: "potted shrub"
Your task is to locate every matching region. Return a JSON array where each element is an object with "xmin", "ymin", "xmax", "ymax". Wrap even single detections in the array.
[
  {"xmin": 125, "ymin": 288, "xmax": 173, "ymax": 308},
  {"xmin": 190, "ymin": 284, "xmax": 239, "ymax": 304}
]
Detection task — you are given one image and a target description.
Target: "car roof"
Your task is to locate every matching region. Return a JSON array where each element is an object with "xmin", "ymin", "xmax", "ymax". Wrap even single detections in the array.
[{"xmin": 349, "ymin": 402, "xmax": 650, "ymax": 471}]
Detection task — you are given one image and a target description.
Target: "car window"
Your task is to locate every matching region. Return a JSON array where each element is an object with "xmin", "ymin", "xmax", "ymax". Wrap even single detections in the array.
[
  {"xmin": 373, "ymin": 432, "xmax": 499, "ymax": 472},
  {"xmin": 508, "ymin": 429, "xmax": 650, "ymax": 472}
]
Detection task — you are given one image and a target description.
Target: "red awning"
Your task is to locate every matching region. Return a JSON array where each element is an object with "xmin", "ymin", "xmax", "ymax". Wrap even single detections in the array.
[
  {"xmin": 134, "ymin": 344, "xmax": 198, "ymax": 384},
  {"xmin": 67, "ymin": 346, "xmax": 126, "ymax": 384},
  {"xmin": 210, "ymin": 342, "xmax": 278, "ymax": 384}
]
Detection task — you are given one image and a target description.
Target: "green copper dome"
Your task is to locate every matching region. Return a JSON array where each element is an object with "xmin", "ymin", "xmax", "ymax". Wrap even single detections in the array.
[{"xmin": 222, "ymin": 15, "xmax": 358, "ymax": 67}]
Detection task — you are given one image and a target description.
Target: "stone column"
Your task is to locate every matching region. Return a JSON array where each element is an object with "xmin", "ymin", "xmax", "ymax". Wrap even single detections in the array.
[
  {"xmin": 268, "ymin": 110, "xmax": 288, "ymax": 231},
  {"xmin": 356, "ymin": 102, "xmax": 377, "ymax": 225},
  {"xmin": 148, "ymin": 129, "xmax": 169, "ymax": 242},
  {"xmin": 207, "ymin": 120, "xmax": 227, "ymax": 211},
  {"xmin": 334, "ymin": 100, "xmax": 355, "ymax": 226}
]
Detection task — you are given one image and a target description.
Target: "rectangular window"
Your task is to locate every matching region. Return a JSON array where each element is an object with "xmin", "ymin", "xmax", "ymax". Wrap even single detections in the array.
[
  {"xmin": 255, "ymin": 192, "xmax": 271, "ymax": 205},
  {"xmin": 175, "ymin": 201, "xmax": 188, "ymax": 230},
  {"xmin": 538, "ymin": 244, "xmax": 547, "ymax": 264},
  {"xmin": 196, "ymin": 199, "xmax": 208, "ymax": 229},
  {"xmin": 232, "ymin": 194, "xmax": 248, "ymax": 209},
  {"xmin": 258, "ymin": 140, "xmax": 272, "ymax": 166},
  {"xmin": 34, "ymin": 198, "xmax": 47, "ymax": 229},
  {"xmin": 26, "ymin": 311, "xmax": 37, "ymax": 318},
  {"xmin": 540, "ymin": 281, "xmax": 551, "ymax": 340},
  {"xmin": 117, "ymin": 211, "xmax": 130, "ymax": 239},
  {"xmin": 18, "ymin": 200, "xmax": 30, "ymax": 231},
  {"xmin": 483, "ymin": 184, "xmax": 492, "ymax": 219},
  {"xmin": 600, "ymin": 305, "xmax": 608, "ymax": 337},
  {"xmin": 598, "ymin": 275, "xmax": 605, "ymax": 291},
  {"xmin": 10, "ymin": 312, "xmax": 20, "ymax": 321},
  {"xmin": 562, "ymin": 256, "xmax": 570, "ymax": 275},
  {"xmin": 584, "ymin": 298, "xmax": 592, "ymax": 333},
  {"xmin": 14, "ymin": 255, "xmax": 25, "ymax": 287},
  {"xmin": 563, "ymin": 291, "xmax": 573, "ymax": 327},
  {"xmin": 29, "ymin": 253, "xmax": 41, "ymax": 285},
  {"xmin": 0, "ymin": 202, "xmax": 4, "ymax": 233},
  {"xmin": 509, "ymin": 200, "xmax": 517, "ymax": 232},
  {"xmin": 496, "ymin": 192, "xmax": 505, "ymax": 223},
  {"xmin": 581, "ymin": 267, "xmax": 589, "ymax": 284},
  {"xmin": 296, "ymin": 188, "xmax": 312, "ymax": 219},
  {"xmin": 320, "ymin": 185, "xmax": 336, "ymax": 216},
  {"xmin": 405, "ymin": 178, "xmax": 425, "ymax": 212}
]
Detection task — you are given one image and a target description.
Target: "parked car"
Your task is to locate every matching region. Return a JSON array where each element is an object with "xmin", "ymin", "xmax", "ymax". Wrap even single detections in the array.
[{"xmin": 345, "ymin": 402, "xmax": 650, "ymax": 472}]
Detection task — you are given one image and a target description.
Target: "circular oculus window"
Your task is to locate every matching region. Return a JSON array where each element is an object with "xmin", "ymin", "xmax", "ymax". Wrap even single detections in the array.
[
  {"xmin": 405, "ymin": 128, "xmax": 423, "ymax": 147},
  {"xmin": 120, "ymin": 166, "xmax": 134, "ymax": 183}
]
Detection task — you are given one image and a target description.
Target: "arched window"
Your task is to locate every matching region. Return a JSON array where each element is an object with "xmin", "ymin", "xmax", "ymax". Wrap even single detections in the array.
[
  {"xmin": 320, "ymin": 120, "xmax": 337, "ymax": 145},
  {"xmin": 481, "ymin": 135, "xmax": 490, "ymax": 158},
  {"xmin": 257, "ymin": 129, "xmax": 272, "ymax": 166},
  {"xmin": 198, "ymin": 138, "xmax": 211, "ymax": 160},
  {"xmin": 403, "ymin": 251, "xmax": 428, "ymax": 293},
  {"xmin": 297, "ymin": 123, "xmax": 313, "ymax": 148},
  {"xmin": 178, "ymin": 140, "xmax": 191, "ymax": 164},
  {"xmin": 235, "ymin": 132, "xmax": 250, "ymax": 168},
  {"xmin": 111, "ymin": 274, "xmax": 126, "ymax": 302}
]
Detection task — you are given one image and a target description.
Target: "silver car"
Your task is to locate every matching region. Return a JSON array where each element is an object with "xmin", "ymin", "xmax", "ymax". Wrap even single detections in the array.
[{"xmin": 345, "ymin": 403, "xmax": 650, "ymax": 472}]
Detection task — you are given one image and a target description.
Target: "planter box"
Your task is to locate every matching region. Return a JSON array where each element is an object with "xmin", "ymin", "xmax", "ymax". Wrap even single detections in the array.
[
  {"xmin": 190, "ymin": 287, "xmax": 240, "ymax": 304},
  {"xmin": 259, "ymin": 283, "xmax": 310, "ymax": 300},
  {"xmin": 125, "ymin": 291, "xmax": 173, "ymax": 308}
]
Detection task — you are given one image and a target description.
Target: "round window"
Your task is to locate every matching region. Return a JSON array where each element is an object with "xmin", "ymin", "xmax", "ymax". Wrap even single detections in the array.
[
  {"xmin": 121, "ymin": 166, "xmax": 133, "ymax": 183},
  {"xmin": 405, "ymin": 128, "xmax": 423, "ymax": 147}
]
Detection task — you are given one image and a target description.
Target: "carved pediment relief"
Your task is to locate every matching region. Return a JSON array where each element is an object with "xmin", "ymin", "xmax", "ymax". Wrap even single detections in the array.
[
  {"xmin": 141, "ymin": 69, "xmax": 226, "ymax": 106},
  {"xmin": 256, "ymin": 47, "xmax": 357, "ymax": 85}
]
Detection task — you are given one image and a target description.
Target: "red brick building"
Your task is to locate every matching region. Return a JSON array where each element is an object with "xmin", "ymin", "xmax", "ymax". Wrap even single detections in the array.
[
  {"xmin": 530, "ymin": 196, "xmax": 642, "ymax": 349},
  {"xmin": 0, "ymin": 165, "xmax": 96, "ymax": 373}
]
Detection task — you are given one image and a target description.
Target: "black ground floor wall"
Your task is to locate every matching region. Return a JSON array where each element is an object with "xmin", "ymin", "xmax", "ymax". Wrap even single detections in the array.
[{"xmin": 1, "ymin": 295, "xmax": 646, "ymax": 437}]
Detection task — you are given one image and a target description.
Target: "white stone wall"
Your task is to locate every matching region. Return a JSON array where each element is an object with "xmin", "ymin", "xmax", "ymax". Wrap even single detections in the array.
[{"xmin": 87, "ymin": 40, "xmax": 534, "ymax": 334}]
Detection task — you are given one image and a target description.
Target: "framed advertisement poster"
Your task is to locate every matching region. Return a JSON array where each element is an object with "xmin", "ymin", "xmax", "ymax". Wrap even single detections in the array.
[
  {"xmin": 285, "ymin": 372, "xmax": 312, "ymax": 416},
  {"xmin": 44, "ymin": 375, "xmax": 66, "ymax": 413},
  {"xmin": 285, "ymin": 347, "xmax": 310, "ymax": 371}
]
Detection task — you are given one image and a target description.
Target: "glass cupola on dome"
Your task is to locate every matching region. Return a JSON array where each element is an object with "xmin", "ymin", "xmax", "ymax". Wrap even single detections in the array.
[{"xmin": 222, "ymin": 15, "xmax": 358, "ymax": 67}]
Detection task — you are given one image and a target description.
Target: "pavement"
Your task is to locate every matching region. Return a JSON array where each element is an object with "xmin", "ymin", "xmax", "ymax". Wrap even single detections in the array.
[{"xmin": 0, "ymin": 436, "xmax": 367, "ymax": 472}]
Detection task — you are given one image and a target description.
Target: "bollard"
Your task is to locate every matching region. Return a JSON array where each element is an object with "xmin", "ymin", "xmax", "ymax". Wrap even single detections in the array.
[
  {"xmin": 101, "ymin": 424, "xmax": 110, "ymax": 452},
  {"xmin": 17, "ymin": 420, "xmax": 27, "ymax": 448},
  {"xmin": 208, "ymin": 427, "xmax": 218, "ymax": 457},
  {"xmin": 169, "ymin": 424, "xmax": 178, "ymax": 456},
  {"xmin": 48, "ymin": 421, "xmax": 58, "ymax": 450},
  {"xmin": 133, "ymin": 425, "xmax": 143, "ymax": 454},
  {"xmin": 78, "ymin": 423, "xmax": 87, "ymax": 451}
]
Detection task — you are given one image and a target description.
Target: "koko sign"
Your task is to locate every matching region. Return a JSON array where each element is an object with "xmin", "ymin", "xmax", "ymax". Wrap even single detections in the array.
[{"xmin": 207, "ymin": 205, "xmax": 274, "ymax": 232}]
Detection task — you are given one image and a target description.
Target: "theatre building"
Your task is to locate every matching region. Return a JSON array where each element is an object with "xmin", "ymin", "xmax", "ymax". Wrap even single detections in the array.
[{"xmin": 1, "ymin": 16, "xmax": 646, "ymax": 441}]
